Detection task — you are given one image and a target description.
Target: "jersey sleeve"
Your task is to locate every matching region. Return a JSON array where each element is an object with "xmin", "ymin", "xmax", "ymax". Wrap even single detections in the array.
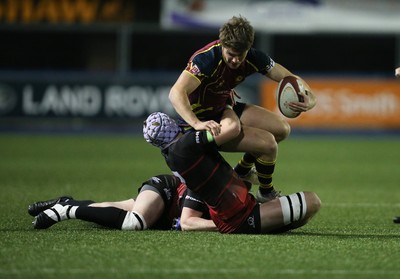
[
  {"xmin": 247, "ymin": 48, "xmax": 275, "ymax": 75},
  {"xmin": 184, "ymin": 42, "xmax": 221, "ymax": 81},
  {"xmin": 180, "ymin": 130, "xmax": 216, "ymax": 151},
  {"xmin": 182, "ymin": 189, "xmax": 209, "ymax": 215}
]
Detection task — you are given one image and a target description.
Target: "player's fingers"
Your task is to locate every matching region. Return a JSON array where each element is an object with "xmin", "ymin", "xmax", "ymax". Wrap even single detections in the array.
[
  {"xmin": 210, "ymin": 124, "xmax": 221, "ymax": 136},
  {"xmin": 289, "ymin": 102, "xmax": 307, "ymax": 112}
]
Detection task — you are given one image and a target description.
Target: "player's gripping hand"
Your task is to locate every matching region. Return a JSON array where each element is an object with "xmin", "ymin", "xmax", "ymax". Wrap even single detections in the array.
[
  {"xmin": 172, "ymin": 217, "xmax": 182, "ymax": 231},
  {"xmin": 289, "ymin": 90, "xmax": 316, "ymax": 113},
  {"xmin": 193, "ymin": 120, "xmax": 222, "ymax": 136}
]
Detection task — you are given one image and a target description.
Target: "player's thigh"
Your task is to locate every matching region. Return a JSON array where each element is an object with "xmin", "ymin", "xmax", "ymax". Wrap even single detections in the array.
[
  {"xmin": 134, "ymin": 190, "xmax": 165, "ymax": 227},
  {"xmin": 258, "ymin": 191, "xmax": 321, "ymax": 233},
  {"xmin": 258, "ymin": 198, "xmax": 284, "ymax": 232},
  {"xmin": 216, "ymin": 109, "xmax": 241, "ymax": 145},
  {"xmin": 90, "ymin": 199, "xmax": 135, "ymax": 211},
  {"xmin": 240, "ymin": 104, "xmax": 290, "ymax": 141},
  {"xmin": 220, "ymin": 125, "xmax": 276, "ymax": 154}
]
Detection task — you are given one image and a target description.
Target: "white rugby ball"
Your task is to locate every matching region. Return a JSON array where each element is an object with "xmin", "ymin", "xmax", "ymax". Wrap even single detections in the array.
[{"xmin": 276, "ymin": 76, "xmax": 305, "ymax": 118}]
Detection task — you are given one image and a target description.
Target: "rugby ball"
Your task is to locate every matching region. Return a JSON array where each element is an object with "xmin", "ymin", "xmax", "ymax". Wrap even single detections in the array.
[{"xmin": 276, "ymin": 76, "xmax": 305, "ymax": 118}]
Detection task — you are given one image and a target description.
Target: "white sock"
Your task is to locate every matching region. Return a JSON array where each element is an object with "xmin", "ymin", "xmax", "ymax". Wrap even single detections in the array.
[
  {"xmin": 44, "ymin": 204, "xmax": 78, "ymax": 222},
  {"xmin": 121, "ymin": 211, "xmax": 147, "ymax": 230}
]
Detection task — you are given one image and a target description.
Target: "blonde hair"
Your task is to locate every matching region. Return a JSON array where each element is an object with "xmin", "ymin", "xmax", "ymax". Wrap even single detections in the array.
[{"xmin": 219, "ymin": 15, "xmax": 255, "ymax": 52}]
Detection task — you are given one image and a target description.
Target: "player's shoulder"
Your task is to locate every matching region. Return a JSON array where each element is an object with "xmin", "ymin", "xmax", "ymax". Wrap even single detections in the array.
[
  {"xmin": 247, "ymin": 47, "xmax": 270, "ymax": 63},
  {"xmin": 190, "ymin": 40, "xmax": 222, "ymax": 74},
  {"xmin": 246, "ymin": 47, "xmax": 274, "ymax": 73}
]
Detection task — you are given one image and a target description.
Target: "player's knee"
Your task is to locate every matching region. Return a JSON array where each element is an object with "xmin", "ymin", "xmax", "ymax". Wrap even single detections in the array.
[
  {"xmin": 260, "ymin": 134, "xmax": 278, "ymax": 155},
  {"xmin": 121, "ymin": 211, "xmax": 148, "ymax": 231},
  {"xmin": 224, "ymin": 119, "xmax": 241, "ymax": 139},
  {"xmin": 305, "ymin": 192, "xmax": 321, "ymax": 217},
  {"xmin": 279, "ymin": 192, "xmax": 306, "ymax": 225},
  {"xmin": 279, "ymin": 191, "xmax": 321, "ymax": 225},
  {"xmin": 275, "ymin": 120, "xmax": 291, "ymax": 142}
]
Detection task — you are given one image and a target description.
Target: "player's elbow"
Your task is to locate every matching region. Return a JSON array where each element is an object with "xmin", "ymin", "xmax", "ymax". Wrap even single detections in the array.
[
  {"xmin": 180, "ymin": 218, "xmax": 192, "ymax": 231},
  {"xmin": 168, "ymin": 88, "xmax": 178, "ymax": 105},
  {"xmin": 306, "ymin": 192, "xmax": 322, "ymax": 216}
]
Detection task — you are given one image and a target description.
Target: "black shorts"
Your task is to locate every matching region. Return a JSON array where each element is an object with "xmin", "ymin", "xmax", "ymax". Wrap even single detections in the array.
[
  {"xmin": 233, "ymin": 101, "xmax": 246, "ymax": 119},
  {"xmin": 136, "ymin": 175, "xmax": 184, "ymax": 230},
  {"xmin": 233, "ymin": 203, "xmax": 261, "ymax": 234}
]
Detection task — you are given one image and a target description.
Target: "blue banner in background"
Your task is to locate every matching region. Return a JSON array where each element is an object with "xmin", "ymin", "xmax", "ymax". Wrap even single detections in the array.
[{"xmin": 0, "ymin": 73, "xmax": 260, "ymax": 119}]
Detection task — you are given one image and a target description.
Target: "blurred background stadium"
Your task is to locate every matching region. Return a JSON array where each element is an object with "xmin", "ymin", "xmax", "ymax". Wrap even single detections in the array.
[{"xmin": 0, "ymin": 0, "xmax": 399, "ymax": 135}]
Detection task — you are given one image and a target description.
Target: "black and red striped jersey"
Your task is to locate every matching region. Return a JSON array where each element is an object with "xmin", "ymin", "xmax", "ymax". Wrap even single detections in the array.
[
  {"xmin": 162, "ymin": 130, "xmax": 257, "ymax": 233},
  {"xmin": 183, "ymin": 40, "xmax": 275, "ymax": 121}
]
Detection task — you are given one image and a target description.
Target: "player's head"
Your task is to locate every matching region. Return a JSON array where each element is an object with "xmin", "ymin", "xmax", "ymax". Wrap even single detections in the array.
[
  {"xmin": 219, "ymin": 15, "xmax": 254, "ymax": 53},
  {"xmin": 143, "ymin": 112, "xmax": 181, "ymax": 149}
]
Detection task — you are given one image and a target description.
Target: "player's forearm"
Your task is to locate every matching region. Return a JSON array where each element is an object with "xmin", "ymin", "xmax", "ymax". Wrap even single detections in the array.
[
  {"xmin": 169, "ymin": 88, "xmax": 199, "ymax": 127},
  {"xmin": 181, "ymin": 217, "xmax": 218, "ymax": 232}
]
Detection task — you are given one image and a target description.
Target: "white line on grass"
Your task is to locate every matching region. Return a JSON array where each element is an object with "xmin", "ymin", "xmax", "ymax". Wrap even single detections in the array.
[
  {"xmin": 1, "ymin": 268, "xmax": 399, "ymax": 276},
  {"xmin": 324, "ymin": 202, "xmax": 400, "ymax": 208}
]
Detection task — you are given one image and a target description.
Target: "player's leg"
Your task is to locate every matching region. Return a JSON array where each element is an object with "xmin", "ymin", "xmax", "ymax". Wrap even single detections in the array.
[
  {"xmin": 32, "ymin": 198, "xmax": 142, "ymax": 230},
  {"xmin": 239, "ymin": 103, "xmax": 291, "ymax": 143},
  {"xmin": 219, "ymin": 124, "xmax": 280, "ymax": 201},
  {"xmin": 234, "ymin": 103, "xmax": 290, "ymax": 201},
  {"xmin": 128, "ymin": 190, "xmax": 165, "ymax": 229},
  {"xmin": 28, "ymin": 196, "xmax": 94, "ymax": 216},
  {"xmin": 89, "ymin": 199, "xmax": 136, "ymax": 211},
  {"xmin": 33, "ymin": 191, "xmax": 165, "ymax": 230},
  {"xmin": 258, "ymin": 191, "xmax": 321, "ymax": 233},
  {"xmin": 213, "ymin": 107, "xmax": 242, "ymax": 145}
]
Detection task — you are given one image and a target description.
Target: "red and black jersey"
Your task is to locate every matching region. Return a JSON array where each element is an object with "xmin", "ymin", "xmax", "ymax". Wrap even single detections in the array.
[
  {"xmin": 162, "ymin": 131, "xmax": 257, "ymax": 233},
  {"xmin": 139, "ymin": 174, "xmax": 209, "ymax": 230},
  {"xmin": 183, "ymin": 40, "xmax": 275, "ymax": 122}
]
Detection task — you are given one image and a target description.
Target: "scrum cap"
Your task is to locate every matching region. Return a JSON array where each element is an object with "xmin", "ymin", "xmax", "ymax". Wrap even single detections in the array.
[{"xmin": 143, "ymin": 112, "xmax": 181, "ymax": 149}]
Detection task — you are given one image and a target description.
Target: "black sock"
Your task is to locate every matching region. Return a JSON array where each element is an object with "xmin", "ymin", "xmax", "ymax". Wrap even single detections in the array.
[
  {"xmin": 255, "ymin": 158, "xmax": 276, "ymax": 194},
  {"xmin": 234, "ymin": 153, "xmax": 256, "ymax": 176},
  {"xmin": 67, "ymin": 199, "xmax": 95, "ymax": 207},
  {"xmin": 75, "ymin": 206, "xmax": 127, "ymax": 229}
]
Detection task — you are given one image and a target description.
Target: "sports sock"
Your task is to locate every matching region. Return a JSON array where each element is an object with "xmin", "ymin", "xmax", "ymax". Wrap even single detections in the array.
[
  {"xmin": 43, "ymin": 204, "xmax": 78, "ymax": 222},
  {"xmin": 75, "ymin": 206, "xmax": 127, "ymax": 229},
  {"xmin": 255, "ymin": 158, "xmax": 276, "ymax": 194},
  {"xmin": 66, "ymin": 199, "xmax": 95, "ymax": 207},
  {"xmin": 234, "ymin": 152, "xmax": 256, "ymax": 176},
  {"xmin": 121, "ymin": 211, "xmax": 147, "ymax": 230}
]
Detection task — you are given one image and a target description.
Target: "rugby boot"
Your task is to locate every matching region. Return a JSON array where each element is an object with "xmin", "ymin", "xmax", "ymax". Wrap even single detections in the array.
[
  {"xmin": 28, "ymin": 196, "xmax": 73, "ymax": 216},
  {"xmin": 256, "ymin": 189, "xmax": 282, "ymax": 203},
  {"xmin": 32, "ymin": 203, "xmax": 73, "ymax": 229}
]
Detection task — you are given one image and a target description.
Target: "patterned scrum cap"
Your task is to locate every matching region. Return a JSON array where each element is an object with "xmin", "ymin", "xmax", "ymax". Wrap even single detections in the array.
[{"xmin": 143, "ymin": 112, "xmax": 181, "ymax": 149}]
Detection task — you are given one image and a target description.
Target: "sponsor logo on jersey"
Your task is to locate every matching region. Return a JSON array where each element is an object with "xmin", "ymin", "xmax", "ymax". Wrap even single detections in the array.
[
  {"xmin": 185, "ymin": 195, "xmax": 204, "ymax": 204},
  {"xmin": 188, "ymin": 62, "xmax": 201, "ymax": 75},
  {"xmin": 163, "ymin": 188, "xmax": 172, "ymax": 201},
  {"xmin": 151, "ymin": 177, "xmax": 162, "ymax": 184},
  {"xmin": 247, "ymin": 215, "xmax": 255, "ymax": 228}
]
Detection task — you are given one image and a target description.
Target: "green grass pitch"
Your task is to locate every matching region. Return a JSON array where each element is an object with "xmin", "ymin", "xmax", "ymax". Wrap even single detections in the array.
[{"xmin": 0, "ymin": 133, "xmax": 399, "ymax": 279}]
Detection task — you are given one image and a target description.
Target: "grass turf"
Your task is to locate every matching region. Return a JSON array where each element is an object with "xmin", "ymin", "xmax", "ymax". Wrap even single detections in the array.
[{"xmin": 0, "ymin": 134, "xmax": 399, "ymax": 279}]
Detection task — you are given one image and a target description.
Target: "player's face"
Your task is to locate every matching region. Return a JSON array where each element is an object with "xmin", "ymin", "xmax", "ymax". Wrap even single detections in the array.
[{"xmin": 222, "ymin": 47, "xmax": 248, "ymax": 69}]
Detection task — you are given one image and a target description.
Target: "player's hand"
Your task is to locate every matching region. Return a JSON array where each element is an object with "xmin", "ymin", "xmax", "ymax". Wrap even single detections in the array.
[
  {"xmin": 193, "ymin": 120, "xmax": 222, "ymax": 136},
  {"xmin": 289, "ymin": 90, "xmax": 316, "ymax": 113},
  {"xmin": 171, "ymin": 218, "xmax": 181, "ymax": 231},
  {"xmin": 395, "ymin": 67, "xmax": 400, "ymax": 78}
]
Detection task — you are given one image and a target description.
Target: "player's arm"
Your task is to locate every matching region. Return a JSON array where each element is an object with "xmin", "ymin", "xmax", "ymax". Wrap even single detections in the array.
[
  {"xmin": 266, "ymin": 63, "xmax": 317, "ymax": 112},
  {"xmin": 180, "ymin": 207, "xmax": 218, "ymax": 232},
  {"xmin": 169, "ymin": 71, "xmax": 222, "ymax": 135}
]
